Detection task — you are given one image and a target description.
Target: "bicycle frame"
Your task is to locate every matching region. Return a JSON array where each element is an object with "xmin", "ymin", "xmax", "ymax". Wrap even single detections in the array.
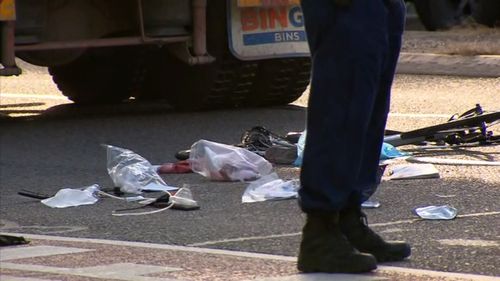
[{"xmin": 384, "ymin": 105, "xmax": 500, "ymax": 147}]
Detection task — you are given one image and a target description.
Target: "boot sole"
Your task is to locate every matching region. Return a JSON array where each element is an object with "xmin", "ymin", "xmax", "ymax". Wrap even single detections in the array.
[
  {"xmin": 366, "ymin": 244, "xmax": 412, "ymax": 263},
  {"xmin": 373, "ymin": 251, "xmax": 411, "ymax": 263}
]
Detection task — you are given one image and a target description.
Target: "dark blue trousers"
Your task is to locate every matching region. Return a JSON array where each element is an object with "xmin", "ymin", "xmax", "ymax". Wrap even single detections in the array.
[{"xmin": 299, "ymin": 0, "xmax": 406, "ymax": 212}]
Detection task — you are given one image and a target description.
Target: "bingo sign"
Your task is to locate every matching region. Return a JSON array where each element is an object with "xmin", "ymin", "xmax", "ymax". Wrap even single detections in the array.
[
  {"xmin": 228, "ymin": 0, "xmax": 310, "ymax": 60},
  {"xmin": 0, "ymin": 0, "xmax": 16, "ymax": 21}
]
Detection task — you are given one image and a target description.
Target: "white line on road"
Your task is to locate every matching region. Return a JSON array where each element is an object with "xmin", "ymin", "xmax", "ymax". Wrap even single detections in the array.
[
  {"xmin": 388, "ymin": 112, "xmax": 451, "ymax": 118},
  {"xmin": 187, "ymin": 211, "xmax": 500, "ymax": 247},
  {"xmin": 188, "ymin": 232, "xmax": 301, "ymax": 247},
  {"xmin": 437, "ymin": 239, "xmax": 499, "ymax": 247}
]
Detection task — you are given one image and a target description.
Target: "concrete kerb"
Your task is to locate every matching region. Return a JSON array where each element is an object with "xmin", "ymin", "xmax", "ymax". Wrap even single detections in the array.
[
  {"xmin": 2, "ymin": 232, "xmax": 500, "ymax": 281},
  {"xmin": 397, "ymin": 52, "xmax": 500, "ymax": 78}
]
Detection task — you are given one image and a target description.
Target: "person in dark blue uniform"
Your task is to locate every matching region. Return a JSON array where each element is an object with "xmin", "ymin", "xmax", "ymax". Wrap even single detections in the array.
[{"xmin": 298, "ymin": 0, "xmax": 411, "ymax": 273}]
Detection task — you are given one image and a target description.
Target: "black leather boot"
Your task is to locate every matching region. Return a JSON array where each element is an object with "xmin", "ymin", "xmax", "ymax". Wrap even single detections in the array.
[
  {"xmin": 298, "ymin": 212, "xmax": 377, "ymax": 273},
  {"xmin": 340, "ymin": 206, "xmax": 411, "ymax": 262}
]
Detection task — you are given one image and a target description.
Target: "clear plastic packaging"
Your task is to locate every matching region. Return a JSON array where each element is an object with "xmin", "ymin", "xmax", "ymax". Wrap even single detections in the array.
[
  {"xmin": 105, "ymin": 144, "xmax": 177, "ymax": 194},
  {"xmin": 41, "ymin": 184, "xmax": 100, "ymax": 208},
  {"xmin": 414, "ymin": 205, "xmax": 458, "ymax": 220},
  {"xmin": 242, "ymin": 173, "xmax": 300, "ymax": 203},
  {"xmin": 189, "ymin": 140, "xmax": 273, "ymax": 181},
  {"xmin": 169, "ymin": 187, "xmax": 200, "ymax": 210}
]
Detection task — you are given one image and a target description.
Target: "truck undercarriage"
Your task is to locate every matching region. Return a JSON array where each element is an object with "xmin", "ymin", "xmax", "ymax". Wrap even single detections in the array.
[{"xmin": 1, "ymin": 0, "xmax": 311, "ymax": 110}]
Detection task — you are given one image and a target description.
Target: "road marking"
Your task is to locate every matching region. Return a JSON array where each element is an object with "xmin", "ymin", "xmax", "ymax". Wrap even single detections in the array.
[
  {"xmin": 389, "ymin": 112, "xmax": 451, "ymax": 118},
  {"xmin": 0, "ymin": 245, "xmax": 91, "ymax": 261},
  {"xmin": 1, "ymin": 262, "xmax": 181, "ymax": 281},
  {"xmin": 0, "ymin": 93, "xmax": 69, "ymax": 101},
  {"xmin": 457, "ymin": 211, "xmax": 500, "ymax": 218},
  {"xmin": 188, "ymin": 211, "xmax": 500, "ymax": 247},
  {"xmin": 437, "ymin": 239, "xmax": 499, "ymax": 247},
  {"xmin": 7, "ymin": 211, "xmax": 500, "ymax": 249},
  {"xmin": 379, "ymin": 227, "xmax": 406, "ymax": 234},
  {"xmin": 189, "ymin": 233, "xmax": 301, "ymax": 247}
]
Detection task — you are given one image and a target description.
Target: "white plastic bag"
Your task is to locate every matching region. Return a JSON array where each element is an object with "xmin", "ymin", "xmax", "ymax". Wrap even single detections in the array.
[
  {"xmin": 105, "ymin": 145, "xmax": 177, "ymax": 194},
  {"xmin": 242, "ymin": 173, "xmax": 299, "ymax": 203},
  {"xmin": 41, "ymin": 184, "xmax": 100, "ymax": 208},
  {"xmin": 189, "ymin": 140, "xmax": 273, "ymax": 181}
]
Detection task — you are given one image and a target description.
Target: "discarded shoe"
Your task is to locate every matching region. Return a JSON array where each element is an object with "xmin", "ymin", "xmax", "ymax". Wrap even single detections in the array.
[
  {"xmin": 264, "ymin": 145, "xmax": 298, "ymax": 165},
  {"xmin": 298, "ymin": 213, "xmax": 377, "ymax": 273},
  {"xmin": 238, "ymin": 126, "xmax": 294, "ymax": 156},
  {"xmin": 0, "ymin": 234, "xmax": 30, "ymax": 247},
  {"xmin": 340, "ymin": 206, "xmax": 411, "ymax": 262},
  {"xmin": 285, "ymin": 131, "xmax": 303, "ymax": 144},
  {"xmin": 175, "ymin": 149, "xmax": 190, "ymax": 161}
]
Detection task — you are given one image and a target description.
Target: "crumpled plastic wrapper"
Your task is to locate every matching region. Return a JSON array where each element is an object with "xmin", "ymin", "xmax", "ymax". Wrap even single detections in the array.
[
  {"xmin": 41, "ymin": 184, "xmax": 100, "ymax": 208},
  {"xmin": 105, "ymin": 144, "xmax": 177, "ymax": 194},
  {"xmin": 242, "ymin": 173, "xmax": 299, "ymax": 203},
  {"xmin": 189, "ymin": 140, "xmax": 273, "ymax": 182},
  {"xmin": 414, "ymin": 205, "xmax": 458, "ymax": 220}
]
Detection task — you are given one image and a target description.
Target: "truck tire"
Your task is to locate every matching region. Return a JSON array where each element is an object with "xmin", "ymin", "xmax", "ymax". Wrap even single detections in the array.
[
  {"xmin": 473, "ymin": 0, "xmax": 500, "ymax": 27},
  {"xmin": 49, "ymin": 47, "xmax": 139, "ymax": 104},
  {"xmin": 139, "ymin": 1, "xmax": 310, "ymax": 110},
  {"xmin": 413, "ymin": 0, "xmax": 473, "ymax": 31},
  {"xmin": 249, "ymin": 58, "xmax": 311, "ymax": 107},
  {"xmin": 140, "ymin": 48, "xmax": 259, "ymax": 110}
]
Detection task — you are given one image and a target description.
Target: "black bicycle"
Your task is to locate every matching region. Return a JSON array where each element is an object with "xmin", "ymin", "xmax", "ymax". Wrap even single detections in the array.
[{"xmin": 384, "ymin": 104, "xmax": 500, "ymax": 147}]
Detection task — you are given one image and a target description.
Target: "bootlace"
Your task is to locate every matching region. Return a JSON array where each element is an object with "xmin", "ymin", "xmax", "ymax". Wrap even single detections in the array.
[{"xmin": 356, "ymin": 209, "xmax": 385, "ymax": 244}]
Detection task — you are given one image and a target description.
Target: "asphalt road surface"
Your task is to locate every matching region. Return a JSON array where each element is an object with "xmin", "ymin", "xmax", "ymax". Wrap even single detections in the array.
[{"xmin": 1, "ymin": 33, "xmax": 499, "ymax": 280}]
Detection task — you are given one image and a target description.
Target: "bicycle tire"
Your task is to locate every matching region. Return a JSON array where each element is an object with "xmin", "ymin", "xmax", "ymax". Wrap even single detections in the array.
[{"xmin": 400, "ymin": 111, "xmax": 500, "ymax": 140}]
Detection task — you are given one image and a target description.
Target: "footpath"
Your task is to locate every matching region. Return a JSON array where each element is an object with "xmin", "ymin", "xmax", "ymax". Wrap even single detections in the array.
[
  {"xmin": 1, "ymin": 233, "xmax": 498, "ymax": 281},
  {"xmin": 398, "ymin": 29, "xmax": 500, "ymax": 77}
]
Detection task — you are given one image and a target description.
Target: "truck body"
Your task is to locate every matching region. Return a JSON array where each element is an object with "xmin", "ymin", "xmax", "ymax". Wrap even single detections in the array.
[
  {"xmin": 409, "ymin": 0, "xmax": 500, "ymax": 31},
  {"xmin": 1, "ymin": 0, "xmax": 498, "ymax": 110},
  {"xmin": 0, "ymin": 0, "xmax": 311, "ymax": 109}
]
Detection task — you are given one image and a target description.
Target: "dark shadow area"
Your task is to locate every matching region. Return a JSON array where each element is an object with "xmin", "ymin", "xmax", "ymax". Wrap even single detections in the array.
[{"xmin": 0, "ymin": 98, "xmax": 307, "ymax": 124}]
